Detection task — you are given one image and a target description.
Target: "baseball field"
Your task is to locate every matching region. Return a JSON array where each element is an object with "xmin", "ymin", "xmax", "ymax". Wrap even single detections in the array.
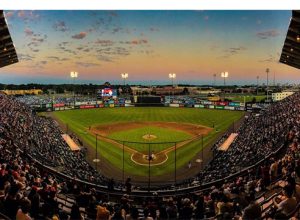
[{"xmin": 52, "ymin": 107, "xmax": 244, "ymax": 182}]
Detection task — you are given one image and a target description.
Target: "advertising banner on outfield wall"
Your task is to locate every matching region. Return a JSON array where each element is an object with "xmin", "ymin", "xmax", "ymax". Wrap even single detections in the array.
[
  {"xmin": 215, "ymin": 106, "xmax": 225, "ymax": 109},
  {"xmin": 209, "ymin": 105, "xmax": 215, "ymax": 109},
  {"xmin": 224, "ymin": 106, "xmax": 235, "ymax": 110},
  {"xmin": 53, "ymin": 103, "xmax": 65, "ymax": 107},
  {"xmin": 80, "ymin": 105, "xmax": 95, "ymax": 109},
  {"xmin": 170, "ymin": 104, "xmax": 180, "ymax": 107},
  {"xmin": 229, "ymin": 102, "xmax": 240, "ymax": 107},
  {"xmin": 125, "ymin": 104, "xmax": 135, "ymax": 107},
  {"xmin": 203, "ymin": 101, "xmax": 212, "ymax": 105},
  {"xmin": 217, "ymin": 101, "xmax": 228, "ymax": 106}
]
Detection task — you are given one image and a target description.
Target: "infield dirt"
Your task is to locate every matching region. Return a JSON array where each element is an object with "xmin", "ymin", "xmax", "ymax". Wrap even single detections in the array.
[{"xmin": 89, "ymin": 121, "xmax": 212, "ymax": 166}]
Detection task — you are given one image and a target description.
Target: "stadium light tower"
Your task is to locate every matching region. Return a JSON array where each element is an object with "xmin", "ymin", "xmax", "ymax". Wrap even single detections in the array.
[
  {"xmin": 169, "ymin": 73, "xmax": 176, "ymax": 88},
  {"xmin": 169, "ymin": 73, "xmax": 176, "ymax": 100},
  {"xmin": 266, "ymin": 68, "xmax": 270, "ymax": 101},
  {"xmin": 121, "ymin": 73, "xmax": 129, "ymax": 86},
  {"xmin": 70, "ymin": 71, "xmax": 78, "ymax": 107},
  {"xmin": 221, "ymin": 72, "xmax": 228, "ymax": 100}
]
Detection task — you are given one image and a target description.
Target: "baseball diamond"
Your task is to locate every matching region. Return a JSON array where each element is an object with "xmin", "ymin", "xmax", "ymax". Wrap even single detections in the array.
[{"xmin": 52, "ymin": 107, "xmax": 244, "ymax": 183}]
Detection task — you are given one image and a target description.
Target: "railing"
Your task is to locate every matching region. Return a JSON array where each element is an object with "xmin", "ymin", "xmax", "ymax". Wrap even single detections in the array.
[{"xmin": 25, "ymin": 141, "xmax": 286, "ymax": 198}]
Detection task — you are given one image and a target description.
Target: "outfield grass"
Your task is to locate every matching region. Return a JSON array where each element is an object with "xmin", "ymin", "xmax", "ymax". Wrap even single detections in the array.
[
  {"xmin": 53, "ymin": 107, "xmax": 244, "ymax": 177},
  {"xmin": 229, "ymin": 94, "xmax": 266, "ymax": 102}
]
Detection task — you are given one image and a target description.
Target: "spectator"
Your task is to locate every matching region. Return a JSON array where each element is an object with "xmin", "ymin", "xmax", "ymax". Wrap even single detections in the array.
[
  {"xmin": 16, "ymin": 198, "xmax": 32, "ymax": 220},
  {"xmin": 273, "ymin": 185, "xmax": 297, "ymax": 216}
]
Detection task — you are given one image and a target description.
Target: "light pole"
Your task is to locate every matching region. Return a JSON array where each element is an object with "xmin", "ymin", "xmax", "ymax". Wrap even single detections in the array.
[
  {"xmin": 256, "ymin": 76, "xmax": 259, "ymax": 95},
  {"xmin": 70, "ymin": 71, "xmax": 78, "ymax": 107},
  {"xmin": 221, "ymin": 72, "xmax": 228, "ymax": 100},
  {"xmin": 169, "ymin": 73, "xmax": 176, "ymax": 100},
  {"xmin": 121, "ymin": 73, "xmax": 128, "ymax": 95},
  {"xmin": 266, "ymin": 68, "xmax": 269, "ymax": 101}
]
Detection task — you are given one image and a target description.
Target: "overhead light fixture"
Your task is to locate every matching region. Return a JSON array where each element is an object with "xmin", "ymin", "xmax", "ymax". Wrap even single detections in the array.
[
  {"xmin": 291, "ymin": 48, "xmax": 294, "ymax": 52},
  {"xmin": 297, "ymin": 35, "xmax": 300, "ymax": 42}
]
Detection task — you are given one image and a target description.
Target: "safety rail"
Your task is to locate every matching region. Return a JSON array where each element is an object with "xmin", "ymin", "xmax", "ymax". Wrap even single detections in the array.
[{"xmin": 23, "ymin": 141, "xmax": 286, "ymax": 198}]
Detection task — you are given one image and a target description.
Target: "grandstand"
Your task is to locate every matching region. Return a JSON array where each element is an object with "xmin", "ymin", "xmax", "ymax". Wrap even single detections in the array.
[
  {"xmin": 1, "ymin": 10, "xmax": 300, "ymax": 220},
  {"xmin": 0, "ymin": 10, "xmax": 18, "ymax": 68}
]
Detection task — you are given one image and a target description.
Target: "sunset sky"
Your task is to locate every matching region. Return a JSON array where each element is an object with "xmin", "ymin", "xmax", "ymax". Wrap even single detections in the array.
[{"xmin": 1, "ymin": 10, "xmax": 299, "ymax": 85}]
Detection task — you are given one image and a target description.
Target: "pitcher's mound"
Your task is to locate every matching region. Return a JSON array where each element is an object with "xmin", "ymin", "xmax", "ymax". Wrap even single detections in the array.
[{"xmin": 142, "ymin": 134, "xmax": 157, "ymax": 140}]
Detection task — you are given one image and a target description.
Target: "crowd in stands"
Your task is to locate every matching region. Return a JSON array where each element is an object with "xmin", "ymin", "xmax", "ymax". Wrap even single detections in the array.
[
  {"xmin": 17, "ymin": 95, "xmax": 97, "ymax": 106},
  {"xmin": 0, "ymin": 94, "xmax": 105, "ymax": 185},
  {"xmin": 1, "ymin": 92, "xmax": 300, "ymax": 219},
  {"xmin": 199, "ymin": 92, "xmax": 300, "ymax": 183}
]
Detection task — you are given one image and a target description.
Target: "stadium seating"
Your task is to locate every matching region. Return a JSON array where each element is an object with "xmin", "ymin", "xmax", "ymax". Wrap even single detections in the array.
[{"xmin": 2, "ymin": 92, "xmax": 300, "ymax": 219}]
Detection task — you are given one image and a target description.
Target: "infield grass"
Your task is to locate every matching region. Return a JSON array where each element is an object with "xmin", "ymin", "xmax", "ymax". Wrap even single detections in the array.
[
  {"xmin": 53, "ymin": 107, "xmax": 244, "ymax": 177},
  {"xmin": 108, "ymin": 126, "xmax": 192, "ymax": 152}
]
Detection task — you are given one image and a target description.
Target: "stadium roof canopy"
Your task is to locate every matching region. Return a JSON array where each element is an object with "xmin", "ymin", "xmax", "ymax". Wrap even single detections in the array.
[
  {"xmin": 0, "ymin": 10, "xmax": 18, "ymax": 68},
  {"xmin": 279, "ymin": 10, "xmax": 300, "ymax": 69}
]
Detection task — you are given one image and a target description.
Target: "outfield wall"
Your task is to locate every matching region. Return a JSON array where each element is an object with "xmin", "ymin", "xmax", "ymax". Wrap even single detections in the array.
[{"xmin": 32, "ymin": 100, "xmax": 246, "ymax": 112}]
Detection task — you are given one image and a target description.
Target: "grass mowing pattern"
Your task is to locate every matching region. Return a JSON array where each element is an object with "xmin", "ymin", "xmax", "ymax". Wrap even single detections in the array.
[
  {"xmin": 108, "ymin": 126, "xmax": 192, "ymax": 152},
  {"xmin": 53, "ymin": 107, "xmax": 244, "ymax": 177}
]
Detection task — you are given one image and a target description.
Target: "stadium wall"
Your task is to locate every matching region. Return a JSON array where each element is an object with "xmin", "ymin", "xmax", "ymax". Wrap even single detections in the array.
[{"xmin": 32, "ymin": 100, "xmax": 246, "ymax": 112}]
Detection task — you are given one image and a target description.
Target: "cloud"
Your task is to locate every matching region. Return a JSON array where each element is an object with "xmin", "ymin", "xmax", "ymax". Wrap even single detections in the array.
[
  {"xmin": 97, "ymin": 47, "xmax": 130, "ymax": 57},
  {"xmin": 97, "ymin": 55, "xmax": 114, "ymax": 62},
  {"xmin": 18, "ymin": 11, "xmax": 25, "ymax": 18},
  {"xmin": 138, "ymin": 50, "xmax": 155, "ymax": 55},
  {"xmin": 219, "ymin": 46, "xmax": 247, "ymax": 59},
  {"xmin": 5, "ymin": 11, "xmax": 14, "ymax": 18},
  {"xmin": 225, "ymin": 46, "xmax": 246, "ymax": 54},
  {"xmin": 31, "ymin": 35, "xmax": 47, "ymax": 43},
  {"xmin": 256, "ymin": 29, "xmax": 280, "ymax": 39},
  {"xmin": 121, "ymin": 39, "xmax": 148, "ymax": 45},
  {"xmin": 17, "ymin": 10, "xmax": 40, "ymax": 21},
  {"xmin": 95, "ymin": 39, "xmax": 114, "ymax": 46},
  {"xmin": 27, "ymin": 33, "xmax": 47, "ymax": 52},
  {"xmin": 112, "ymin": 27, "xmax": 122, "ymax": 34},
  {"xmin": 47, "ymin": 56, "xmax": 69, "ymax": 62},
  {"xmin": 149, "ymin": 27, "xmax": 159, "ymax": 32},
  {"xmin": 72, "ymin": 32, "xmax": 87, "ymax": 39},
  {"xmin": 258, "ymin": 54, "xmax": 279, "ymax": 63},
  {"xmin": 24, "ymin": 28, "xmax": 34, "ymax": 36},
  {"xmin": 76, "ymin": 61, "xmax": 100, "ymax": 67},
  {"xmin": 32, "ymin": 60, "xmax": 47, "ymax": 69},
  {"xmin": 18, "ymin": 53, "xmax": 35, "ymax": 61},
  {"xmin": 53, "ymin": 21, "xmax": 68, "ymax": 32}
]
